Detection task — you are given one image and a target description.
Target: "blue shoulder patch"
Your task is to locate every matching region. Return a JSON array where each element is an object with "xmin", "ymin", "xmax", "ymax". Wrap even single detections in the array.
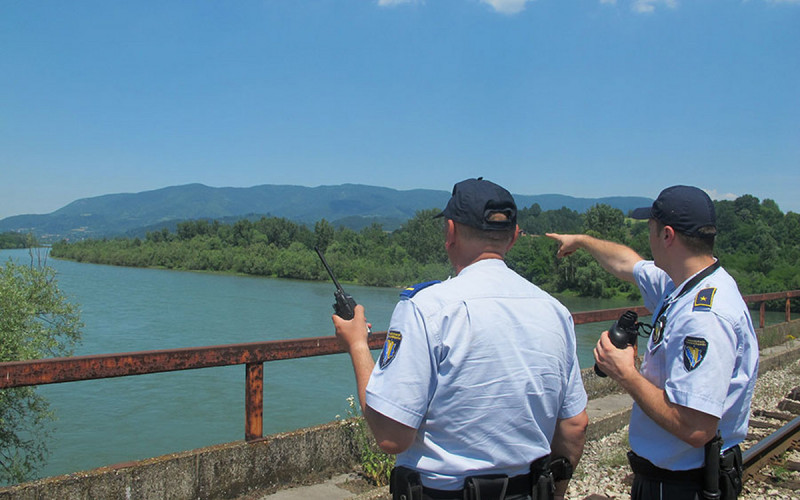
[
  {"xmin": 400, "ymin": 280, "xmax": 440, "ymax": 299},
  {"xmin": 683, "ymin": 336, "xmax": 708, "ymax": 371},
  {"xmin": 379, "ymin": 330, "xmax": 402, "ymax": 369},
  {"xmin": 693, "ymin": 287, "xmax": 716, "ymax": 311}
]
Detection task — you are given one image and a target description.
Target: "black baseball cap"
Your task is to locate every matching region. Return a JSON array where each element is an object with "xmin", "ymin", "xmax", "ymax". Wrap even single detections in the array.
[
  {"xmin": 631, "ymin": 185, "xmax": 716, "ymax": 236},
  {"xmin": 435, "ymin": 178, "xmax": 517, "ymax": 231}
]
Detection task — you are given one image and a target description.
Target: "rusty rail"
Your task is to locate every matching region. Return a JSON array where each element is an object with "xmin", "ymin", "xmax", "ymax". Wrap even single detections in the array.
[
  {"xmin": 1, "ymin": 290, "xmax": 797, "ymax": 441},
  {"xmin": 742, "ymin": 414, "xmax": 800, "ymax": 482}
]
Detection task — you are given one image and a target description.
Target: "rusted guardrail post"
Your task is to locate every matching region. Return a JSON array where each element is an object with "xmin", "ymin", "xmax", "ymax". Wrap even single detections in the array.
[
  {"xmin": 245, "ymin": 362, "xmax": 264, "ymax": 441},
  {"xmin": 787, "ymin": 298, "xmax": 792, "ymax": 323}
]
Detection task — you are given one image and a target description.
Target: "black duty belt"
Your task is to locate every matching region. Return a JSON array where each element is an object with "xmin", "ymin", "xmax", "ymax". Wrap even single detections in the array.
[
  {"xmin": 422, "ymin": 472, "xmax": 532, "ymax": 500},
  {"xmin": 392, "ymin": 455, "xmax": 554, "ymax": 500},
  {"xmin": 628, "ymin": 451, "xmax": 704, "ymax": 484}
]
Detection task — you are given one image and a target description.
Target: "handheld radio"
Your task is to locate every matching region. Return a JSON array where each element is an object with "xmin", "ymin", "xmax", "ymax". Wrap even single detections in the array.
[{"xmin": 315, "ymin": 246, "xmax": 357, "ymax": 320}]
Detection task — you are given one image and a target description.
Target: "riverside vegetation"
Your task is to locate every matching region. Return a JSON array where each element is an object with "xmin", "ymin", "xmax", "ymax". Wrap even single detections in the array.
[
  {"xmin": 49, "ymin": 194, "xmax": 800, "ymax": 308},
  {"xmin": 0, "ymin": 251, "xmax": 83, "ymax": 484},
  {"xmin": 0, "ymin": 232, "xmax": 34, "ymax": 250}
]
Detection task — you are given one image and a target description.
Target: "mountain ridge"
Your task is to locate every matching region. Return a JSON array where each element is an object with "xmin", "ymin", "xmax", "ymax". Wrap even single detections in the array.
[{"xmin": 0, "ymin": 183, "xmax": 653, "ymax": 241}]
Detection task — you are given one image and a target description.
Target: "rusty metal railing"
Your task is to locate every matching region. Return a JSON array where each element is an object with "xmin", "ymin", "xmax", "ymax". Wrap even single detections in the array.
[{"xmin": 1, "ymin": 290, "xmax": 797, "ymax": 441}]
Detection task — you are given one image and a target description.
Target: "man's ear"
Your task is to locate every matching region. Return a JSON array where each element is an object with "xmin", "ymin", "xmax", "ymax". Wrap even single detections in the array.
[
  {"xmin": 505, "ymin": 225, "xmax": 520, "ymax": 252},
  {"xmin": 445, "ymin": 219, "xmax": 457, "ymax": 249},
  {"xmin": 662, "ymin": 225, "xmax": 677, "ymax": 246}
]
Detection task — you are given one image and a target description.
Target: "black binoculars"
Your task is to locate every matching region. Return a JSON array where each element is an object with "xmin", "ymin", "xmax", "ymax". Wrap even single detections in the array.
[{"xmin": 594, "ymin": 310, "xmax": 639, "ymax": 378}]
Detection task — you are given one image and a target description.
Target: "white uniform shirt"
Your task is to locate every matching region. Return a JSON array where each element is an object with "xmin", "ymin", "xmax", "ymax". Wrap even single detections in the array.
[
  {"xmin": 365, "ymin": 259, "xmax": 587, "ymax": 490},
  {"xmin": 631, "ymin": 260, "xmax": 759, "ymax": 470}
]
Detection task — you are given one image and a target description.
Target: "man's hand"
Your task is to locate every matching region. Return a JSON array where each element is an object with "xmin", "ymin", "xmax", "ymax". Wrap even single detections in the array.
[
  {"xmin": 545, "ymin": 233, "xmax": 583, "ymax": 258},
  {"xmin": 331, "ymin": 304, "xmax": 374, "ymax": 416},
  {"xmin": 593, "ymin": 330, "xmax": 638, "ymax": 381},
  {"xmin": 332, "ymin": 304, "xmax": 370, "ymax": 353}
]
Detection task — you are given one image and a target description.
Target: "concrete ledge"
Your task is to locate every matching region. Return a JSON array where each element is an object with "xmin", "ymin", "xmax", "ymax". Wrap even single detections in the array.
[
  {"xmin": 585, "ymin": 392, "xmax": 633, "ymax": 441},
  {"xmin": 0, "ymin": 420, "xmax": 360, "ymax": 500},
  {"xmin": 3, "ymin": 321, "xmax": 800, "ymax": 500},
  {"xmin": 757, "ymin": 320, "xmax": 800, "ymax": 373}
]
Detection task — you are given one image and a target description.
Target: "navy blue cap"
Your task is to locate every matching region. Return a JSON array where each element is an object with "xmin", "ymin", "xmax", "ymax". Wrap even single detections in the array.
[
  {"xmin": 435, "ymin": 178, "xmax": 517, "ymax": 231},
  {"xmin": 631, "ymin": 185, "xmax": 716, "ymax": 236}
]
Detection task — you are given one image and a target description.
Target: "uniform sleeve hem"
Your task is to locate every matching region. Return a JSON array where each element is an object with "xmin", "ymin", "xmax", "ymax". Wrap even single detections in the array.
[
  {"xmin": 632, "ymin": 260, "xmax": 649, "ymax": 294},
  {"xmin": 558, "ymin": 393, "xmax": 588, "ymax": 420},
  {"xmin": 666, "ymin": 387, "xmax": 723, "ymax": 418},
  {"xmin": 366, "ymin": 390, "xmax": 424, "ymax": 429}
]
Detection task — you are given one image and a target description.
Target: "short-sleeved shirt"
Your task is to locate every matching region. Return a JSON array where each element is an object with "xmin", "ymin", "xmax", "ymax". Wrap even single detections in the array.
[
  {"xmin": 365, "ymin": 258, "xmax": 587, "ymax": 490},
  {"xmin": 631, "ymin": 260, "xmax": 759, "ymax": 470}
]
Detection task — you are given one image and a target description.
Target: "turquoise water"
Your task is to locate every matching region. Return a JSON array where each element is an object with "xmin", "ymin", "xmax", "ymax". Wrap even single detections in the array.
[
  {"xmin": 0, "ymin": 249, "xmax": 788, "ymax": 480},
  {"xmin": 2, "ymin": 248, "xmax": 400, "ymax": 480}
]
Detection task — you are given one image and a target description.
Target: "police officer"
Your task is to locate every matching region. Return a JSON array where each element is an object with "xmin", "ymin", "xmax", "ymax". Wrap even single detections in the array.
[
  {"xmin": 333, "ymin": 178, "xmax": 588, "ymax": 500},
  {"xmin": 548, "ymin": 185, "xmax": 757, "ymax": 500}
]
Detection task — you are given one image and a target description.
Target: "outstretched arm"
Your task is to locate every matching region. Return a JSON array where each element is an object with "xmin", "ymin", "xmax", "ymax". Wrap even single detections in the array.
[{"xmin": 545, "ymin": 233, "xmax": 643, "ymax": 283}]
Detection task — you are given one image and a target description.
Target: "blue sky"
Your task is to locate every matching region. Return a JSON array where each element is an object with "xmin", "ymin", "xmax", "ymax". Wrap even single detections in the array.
[{"xmin": 2, "ymin": 0, "xmax": 798, "ymax": 219}]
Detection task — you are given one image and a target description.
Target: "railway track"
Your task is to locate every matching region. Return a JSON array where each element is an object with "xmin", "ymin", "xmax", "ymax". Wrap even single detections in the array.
[{"xmin": 740, "ymin": 386, "xmax": 800, "ymax": 496}]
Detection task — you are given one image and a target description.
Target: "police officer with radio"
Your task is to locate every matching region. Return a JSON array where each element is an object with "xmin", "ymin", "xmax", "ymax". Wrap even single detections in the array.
[
  {"xmin": 333, "ymin": 178, "xmax": 588, "ymax": 500},
  {"xmin": 548, "ymin": 185, "xmax": 757, "ymax": 500}
]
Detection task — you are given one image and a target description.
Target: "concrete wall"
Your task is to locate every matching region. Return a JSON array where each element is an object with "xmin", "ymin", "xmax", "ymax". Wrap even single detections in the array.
[
  {"xmin": 2, "ymin": 320, "xmax": 799, "ymax": 500},
  {"xmin": 0, "ymin": 421, "xmax": 361, "ymax": 500}
]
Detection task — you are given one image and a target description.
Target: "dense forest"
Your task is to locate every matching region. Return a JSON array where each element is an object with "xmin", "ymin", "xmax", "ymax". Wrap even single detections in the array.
[{"xmin": 50, "ymin": 194, "xmax": 800, "ymax": 307}]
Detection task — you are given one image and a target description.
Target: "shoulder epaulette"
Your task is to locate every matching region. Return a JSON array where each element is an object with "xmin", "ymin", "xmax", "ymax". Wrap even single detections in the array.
[
  {"xmin": 400, "ymin": 280, "xmax": 440, "ymax": 299},
  {"xmin": 692, "ymin": 287, "xmax": 717, "ymax": 311}
]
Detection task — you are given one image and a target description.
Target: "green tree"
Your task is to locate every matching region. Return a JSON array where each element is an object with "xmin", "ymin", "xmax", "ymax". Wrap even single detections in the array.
[
  {"xmin": 0, "ymin": 257, "xmax": 83, "ymax": 484},
  {"xmin": 583, "ymin": 204, "xmax": 625, "ymax": 241},
  {"xmin": 506, "ymin": 235, "xmax": 557, "ymax": 287},
  {"xmin": 519, "ymin": 206, "xmax": 583, "ymax": 235},
  {"xmin": 314, "ymin": 219, "xmax": 335, "ymax": 252},
  {"xmin": 393, "ymin": 209, "xmax": 448, "ymax": 265},
  {"xmin": 0, "ymin": 233, "xmax": 36, "ymax": 250},
  {"xmin": 516, "ymin": 203, "xmax": 542, "ymax": 233},
  {"xmin": 733, "ymin": 194, "xmax": 760, "ymax": 223}
]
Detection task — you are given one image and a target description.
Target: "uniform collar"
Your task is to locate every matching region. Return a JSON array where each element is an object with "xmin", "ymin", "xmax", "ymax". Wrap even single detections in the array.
[{"xmin": 457, "ymin": 257, "xmax": 508, "ymax": 276}]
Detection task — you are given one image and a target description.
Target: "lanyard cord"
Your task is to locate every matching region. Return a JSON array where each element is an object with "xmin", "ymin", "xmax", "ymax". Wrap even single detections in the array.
[{"xmin": 654, "ymin": 260, "xmax": 721, "ymax": 321}]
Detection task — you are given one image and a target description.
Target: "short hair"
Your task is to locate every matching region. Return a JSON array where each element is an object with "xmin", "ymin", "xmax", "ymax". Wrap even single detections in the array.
[
  {"xmin": 456, "ymin": 212, "xmax": 516, "ymax": 248},
  {"xmin": 655, "ymin": 220, "xmax": 715, "ymax": 255}
]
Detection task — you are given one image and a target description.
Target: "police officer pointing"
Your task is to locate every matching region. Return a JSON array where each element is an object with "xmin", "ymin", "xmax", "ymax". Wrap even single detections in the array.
[
  {"xmin": 333, "ymin": 178, "xmax": 588, "ymax": 500},
  {"xmin": 548, "ymin": 185, "xmax": 757, "ymax": 500}
]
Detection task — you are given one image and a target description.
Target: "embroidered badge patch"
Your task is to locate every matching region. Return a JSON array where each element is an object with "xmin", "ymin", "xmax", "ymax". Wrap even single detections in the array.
[
  {"xmin": 693, "ymin": 287, "xmax": 717, "ymax": 311},
  {"xmin": 683, "ymin": 336, "xmax": 709, "ymax": 371},
  {"xmin": 379, "ymin": 330, "xmax": 403, "ymax": 369},
  {"xmin": 651, "ymin": 315, "xmax": 666, "ymax": 348}
]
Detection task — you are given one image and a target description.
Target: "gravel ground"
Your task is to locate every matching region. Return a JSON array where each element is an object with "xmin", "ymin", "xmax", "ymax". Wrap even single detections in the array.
[{"xmin": 566, "ymin": 358, "xmax": 800, "ymax": 500}]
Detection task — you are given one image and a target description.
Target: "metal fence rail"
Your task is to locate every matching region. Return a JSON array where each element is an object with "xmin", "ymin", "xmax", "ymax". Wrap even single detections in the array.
[{"xmin": 1, "ymin": 290, "xmax": 798, "ymax": 441}]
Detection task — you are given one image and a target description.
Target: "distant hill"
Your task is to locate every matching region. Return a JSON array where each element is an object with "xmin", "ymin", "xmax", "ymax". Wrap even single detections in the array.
[{"xmin": 0, "ymin": 183, "xmax": 653, "ymax": 242}]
